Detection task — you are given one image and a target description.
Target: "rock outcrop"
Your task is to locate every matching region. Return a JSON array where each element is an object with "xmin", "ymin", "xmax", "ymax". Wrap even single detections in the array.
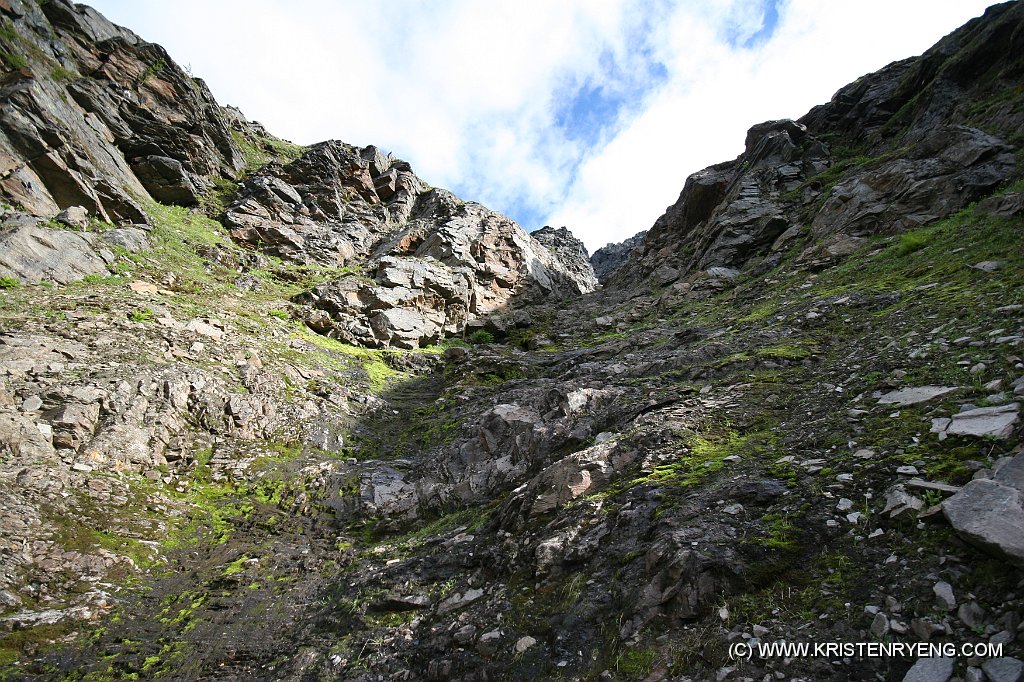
[
  {"xmin": 590, "ymin": 230, "xmax": 646, "ymax": 282},
  {"xmin": 613, "ymin": 1, "xmax": 1024, "ymax": 290},
  {"xmin": 229, "ymin": 147, "xmax": 596, "ymax": 347},
  {"xmin": 530, "ymin": 225, "xmax": 598, "ymax": 291},
  {"xmin": 0, "ymin": 0, "xmax": 246, "ymax": 221},
  {"xmin": 0, "ymin": 1, "xmax": 595, "ymax": 347}
]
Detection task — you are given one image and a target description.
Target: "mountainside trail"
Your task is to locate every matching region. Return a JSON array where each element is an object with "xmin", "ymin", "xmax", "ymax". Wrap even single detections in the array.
[{"xmin": 1, "ymin": 1, "xmax": 1023, "ymax": 681}]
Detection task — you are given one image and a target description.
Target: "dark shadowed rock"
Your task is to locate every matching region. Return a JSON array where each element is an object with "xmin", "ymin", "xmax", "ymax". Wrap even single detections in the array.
[{"xmin": 590, "ymin": 230, "xmax": 646, "ymax": 283}]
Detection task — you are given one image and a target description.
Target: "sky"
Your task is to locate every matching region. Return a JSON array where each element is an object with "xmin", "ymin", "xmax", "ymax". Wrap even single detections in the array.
[{"xmin": 89, "ymin": 0, "xmax": 996, "ymax": 253}]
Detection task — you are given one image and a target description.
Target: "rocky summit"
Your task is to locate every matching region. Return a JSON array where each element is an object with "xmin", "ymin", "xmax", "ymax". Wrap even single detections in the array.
[{"xmin": 0, "ymin": 1, "xmax": 1023, "ymax": 681}]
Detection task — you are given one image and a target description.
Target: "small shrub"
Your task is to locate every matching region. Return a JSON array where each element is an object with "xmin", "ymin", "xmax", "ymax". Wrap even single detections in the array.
[
  {"xmin": 0, "ymin": 276, "xmax": 19, "ymax": 289},
  {"xmin": 894, "ymin": 231, "xmax": 929, "ymax": 256},
  {"xmin": 128, "ymin": 307, "xmax": 154, "ymax": 323},
  {"xmin": 469, "ymin": 330, "xmax": 494, "ymax": 345}
]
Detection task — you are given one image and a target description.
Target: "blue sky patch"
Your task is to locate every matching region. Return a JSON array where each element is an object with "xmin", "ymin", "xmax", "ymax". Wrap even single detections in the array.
[
  {"xmin": 553, "ymin": 49, "xmax": 669, "ymax": 148},
  {"xmin": 725, "ymin": 0, "xmax": 783, "ymax": 49}
]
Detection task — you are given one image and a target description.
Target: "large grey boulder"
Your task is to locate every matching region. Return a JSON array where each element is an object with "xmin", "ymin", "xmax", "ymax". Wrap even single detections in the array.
[
  {"xmin": 0, "ymin": 216, "xmax": 114, "ymax": 284},
  {"xmin": 943, "ymin": 452, "xmax": 1024, "ymax": 568}
]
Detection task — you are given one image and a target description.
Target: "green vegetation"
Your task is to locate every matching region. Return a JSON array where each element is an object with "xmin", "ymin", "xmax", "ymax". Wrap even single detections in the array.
[
  {"xmin": 293, "ymin": 326, "xmax": 404, "ymax": 393},
  {"xmin": 893, "ymin": 229, "xmax": 930, "ymax": 256},
  {"xmin": 469, "ymin": 329, "xmax": 494, "ymax": 345},
  {"xmin": 230, "ymin": 130, "xmax": 305, "ymax": 175},
  {"xmin": 640, "ymin": 431, "xmax": 752, "ymax": 489},
  {"xmin": 1, "ymin": 51, "xmax": 27, "ymax": 68},
  {"xmin": 0, "ymin": 276, "xmax": 19, "ymax": 289},
  {"xmin": 127, "ymin": 307, "xmax": 154, "ymax": 323},
  {"xmin": 751, "ymin": 512, "xmax": 798, "ymax": 551},
  {"xmin": 137, "ymin": 57, "xmax": 166, "ymax": 84},
  {"xmin": 222, "ymin": 556, "xmax": 251, "ymax": 577},
  {"xmin": 50, "ymin": 65, "xmax": 76, "ymax": 81}
]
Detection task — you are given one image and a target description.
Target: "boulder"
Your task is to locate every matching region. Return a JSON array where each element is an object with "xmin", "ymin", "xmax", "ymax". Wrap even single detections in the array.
[
  {"xmin": 943, "ymin": 452, "xmax": 1024, "ymax": 567},
  {"xmin": 55, "ymin": 205, "xmax": 89, "ymax": 229},
  {"xmin": 0, "ymin": 216, "xmax": 114, "ymax": 284},
  {"xmin": 902, "ymin": 657, "xmax": 954, "ymax": 682},
  {"xmin": 935, "ymin": 403, "xmax": 1020, "ymax": 439}
]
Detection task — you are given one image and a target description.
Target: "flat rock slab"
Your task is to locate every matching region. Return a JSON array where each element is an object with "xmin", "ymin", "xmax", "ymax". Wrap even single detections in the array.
[
  {"xmin": 0, "ymin": 222, "xmax": 114, "ymax": 284},
  {"xmin": 943, "ymin": 452, "xmax": 1024, "ymax": 568},
  {"xmin": 878, "ymin": 386, "xmax": 959, "ymax": 406},
  {"xmin": 943, "ymin": 403, "xmax": 1019, "ymax": 439}
]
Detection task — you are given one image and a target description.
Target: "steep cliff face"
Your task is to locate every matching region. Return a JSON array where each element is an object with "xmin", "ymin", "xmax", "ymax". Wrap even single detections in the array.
[
  {"xmin": 614, "ymin": 1, "xmax": 1023, "ymax": 292},
  {"xmin": 223, "ymin": 143, "xmax": 596, "ymax": 348},
  {"xmin": 0, "ymin": 0, "xmax": 595, "ymax": 350},
  {"xmin": 1, "ymin": 3, "xmax": 1023, "ymax": 682},
  {"xmin": 0, "ymin": 0, "xmax": 244, "ymax": 221}
]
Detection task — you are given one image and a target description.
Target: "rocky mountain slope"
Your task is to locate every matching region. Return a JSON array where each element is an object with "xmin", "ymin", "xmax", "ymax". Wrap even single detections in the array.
[{"xmin": 0, "ymin": 2, "xmax": 1023, "ymax": 682}]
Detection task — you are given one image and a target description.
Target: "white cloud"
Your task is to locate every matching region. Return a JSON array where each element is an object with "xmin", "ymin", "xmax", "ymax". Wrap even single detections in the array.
[{"xmin": 88, "ymin": 0, "xmax": 995, "ymax": 252}]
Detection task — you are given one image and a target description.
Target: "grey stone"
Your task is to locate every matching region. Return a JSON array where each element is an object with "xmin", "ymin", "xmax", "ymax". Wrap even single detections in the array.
[
  {"xmin": 0, "ymin": 221, "xmax": 114, "ymax": 285},
  {"xmin": 902, "ymin": 656, "xmax": 955, "ymax": 682},
  {"xmin": 870, "ymin": 612, "xmax": 889, "ymax": 637},
  {"xmin": 100, "ymin": 227, "xmax": 151, "ymax": 253},
  {"xmin": 513, "ymin": 635, "xmax": 537, "ymax": 654},
  {"xmin": 55, "ymin": 205, "xmax": 89, "ymax": 229},
  {"xmin": 943, "ymin": 467, "xmax": 1024, "ymax": 568},
  {"xmin": 982, "ymin": 658, "xmax": 1024, "ymax": 682},
  {"xmin": 878, "ymin": 386, "xmax": 959, "ymax": 406},
  {"xmin": 932, "ymin": 581, "xmax": 956, "ymax": 611},
  {"xmin": 942, "ymin": 403, "xmax": 1019, "ymax": 439},
  {"xmin": 21, "ymin": 395, "xmax": 42, "ymax": 412}
]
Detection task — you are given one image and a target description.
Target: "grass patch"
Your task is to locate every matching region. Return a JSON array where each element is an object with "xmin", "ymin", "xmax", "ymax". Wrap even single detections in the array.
[{"xmin": 893, "ymin": 230, "xmax": 930, "ymax": 256}]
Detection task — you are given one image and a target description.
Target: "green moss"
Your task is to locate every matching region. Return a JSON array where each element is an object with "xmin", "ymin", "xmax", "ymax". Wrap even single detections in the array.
[
  {"xmin": 0, "ymin": 51, "xmax": 27, "ymax": 68},
  {"xmin": 294, "ymin": 326, "xmax": 405, "ymax": 393},
  {"xmin": 751, "ymin": 512, "xmax": 798, "ymax": 551},
  {"xmin": 230, "ymin": 130, "xmax": 305, "ymax": 175},
  {"xmin": 223, "ymin": 556, "xmax": 251, "ymax": 577},
  {"xmin": 639, "ymin": 430, "xmax": 773, "ymax": 490},
  {"xmin": 50, "ymin": 65, "xmax": 76, "ymax": 81},
  {"xmin": 0, "ymin": 276, "xmax": 18, "ymax": 289},
  {"xmin": 756, "ymin": 342, "xmax": 814, "ymax": 361}
]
